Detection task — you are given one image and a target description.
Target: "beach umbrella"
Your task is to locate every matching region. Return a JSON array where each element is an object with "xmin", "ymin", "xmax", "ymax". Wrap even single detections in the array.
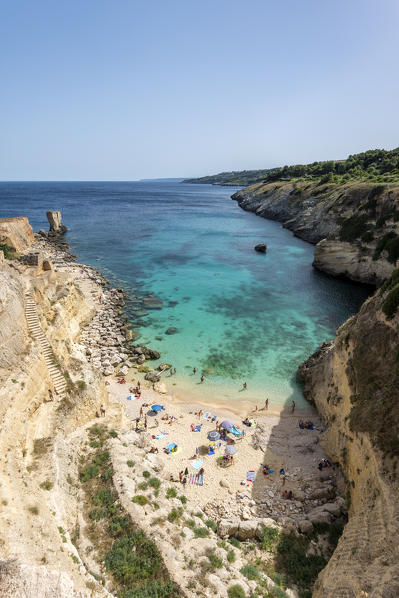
[
  {"xmin": 225, "ymin": 445, "xmax": 237, "ymax": 456},
  {"xmin": 151, "ymin": 404, "xmax": 164, "ymax": 412},
  {"xmin": 208, "ymin": 431, "xmax": 220, "ymax": 441},
  {"xmin": 220, "ymin": 420, "xmax": 234, "ymax": 430}
]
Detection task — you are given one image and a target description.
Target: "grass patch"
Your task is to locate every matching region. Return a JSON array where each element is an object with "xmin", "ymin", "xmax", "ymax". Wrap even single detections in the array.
[
  {"xmin": 142, "ymin": 470, "xmax": 151, "ymax": 479},
  {"xmin": 167, "ymin": 507, "xmax": 183, "ymax": 523},
  {"xmin": 228, "ymin": 537, "xmax": 241, "ymax": 549},
  {"xmin": 166, "ymin": 487, "xmax": 177, "ymax": 499},
  {"xmin": 206, "ymin": 550, "xmax": 223, "ymax": 569},
  {"xmin": 132, "ymin": 495, "xmax": 148, "ymax": 506},
  {"xmin": 259, "ymin": 525, "xmax": 280, "ymax": 551},
  {"xmin": 127, "ymin": 460, "xmax": 135, "ymax": 468},
  {"xmin": 178, "ymin": 495, "xmax": 187, "ymax": 504},
  {"xmin": 205, "ymin": 519, "xmax": 217, "ymax": 532},
  {"xmin": 227, "ymin": 549, "xmax": 235, "ymax": 563},
  {"xmin": 193, "ymin": 527, "xmax": 210, "ymax": 538},
  {"xmin": 39, "ymin": 480, "xmax": 54, "ymax": 491},
  {"xmin": 148, "ymin": 477, "xmax": 161, "ymax": 489},
  {"xmin": 227, "ymin": 584, "xmax": 246, "ymax": 598},
  {"xmin": 240, "ymin": 564, "xmax": 259, "ymax": 580}
]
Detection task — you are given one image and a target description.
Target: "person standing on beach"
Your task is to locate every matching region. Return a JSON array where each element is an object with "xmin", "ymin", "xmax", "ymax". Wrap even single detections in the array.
[
  {"xmin": 291, "ymin": 400, "xmax": 295, "ymax": 413},
  {"xmin": 100, "ymin": 404, "xmax": 106, "ymax": 417},
  {"xmin": 265, "ymin": 398, "xmax": 269, "ymax": 410},
  {"xmin": 200, "ymin": 375, "xmax": 204, "ymax": 383},
  {"xmin": 140, "ymin": 406, "xmax": 143, "ymax": 417},
  {"xmin": 193, "ymin": 367, "xmax": 197, "ymax": 375},
  {"xmin": 48, "ymin": 389, "xmax": 54, "ymax": 401},
  {"xmin": 179, "ymin": 470, "xmax": 183, "ymax": 483},
  {"xmin": 243, "ymin": 382, "xmax": 247, "ymax": 390},
  {"xmin": 137, "ymin": 380, "xmax": 141, "ymax": 390},
  {"xmin": 144, "ymin": 415, "xmax": 147, "ymax": 430},
  {"xmin": 173, "ymin": 368, "xmax": 176, "ymax": 375}
]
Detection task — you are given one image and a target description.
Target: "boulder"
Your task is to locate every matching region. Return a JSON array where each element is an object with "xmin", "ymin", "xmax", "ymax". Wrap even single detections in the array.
[
  {"xmin": 298, "ymin": 519, "xmax": 314, "ymax": 534},
  {"xmin": 103, "ymin": 365, "xmax": 115, "ymax": 376},
  {"xmin": 165, "ymin": 327, "xmax": 179, "ymax": 335},
  {"xmin": 254, "ymin": 243, "xmax": 267, "ymax": 253},
  {"xmin": 0, "ymin": 216, "xmax": 34, "ymax": 252},
  {"xmin": 306, "ymin": 508, "xmax": 333, "ymax": 525},
  {"xmin": 236, "ymin": 520, "xmax": 259, "ymax": 540},
  {"xmin": 321, "ymin": 502, "xmax": 342, "ymax": 517},
  {"xmin": 158, "ymin": 363, "xmax": 172, "ymax": 371},
  {"xmin": 153, "ymin": 382, "xmax": 167, "ymax": 394},
  {"xmin": 144, "ymin": 371, "xmax": 161, "ymax": 383},
  {"xmin": 119, "ymin": 365, "xmax": 129, "ymax": 376},
  {"xmin": 142, "ymin": 347, "xmax": 161, "ymax": 360},
  {"xmin": 217, "ymin": 519, "xmax": 239, "ymax": 538}
]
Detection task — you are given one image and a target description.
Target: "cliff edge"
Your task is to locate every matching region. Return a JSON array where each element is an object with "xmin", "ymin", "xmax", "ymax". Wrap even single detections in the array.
[
  {"xmin": 232, "ymin": 181, "xmax": 399, "ymax": 285},
  {"xmin": 297, "ymin": 269, "xmax": 399, "ymax": 596}
]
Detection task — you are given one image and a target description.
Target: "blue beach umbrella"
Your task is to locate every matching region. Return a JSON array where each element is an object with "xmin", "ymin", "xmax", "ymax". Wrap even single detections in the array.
[
  {"xmin": 151, "ymin": 404, "xmax": 164, "ymax": 412},
  {"xmin": 208, "ymin": 431, "xmax": 220, "ymax": 441}
]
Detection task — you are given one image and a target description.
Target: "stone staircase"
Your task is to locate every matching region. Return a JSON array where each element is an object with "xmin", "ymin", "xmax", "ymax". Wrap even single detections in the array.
[{"xmin": 24, "ymin": 291, "xmax": 67, "ymax": 398}]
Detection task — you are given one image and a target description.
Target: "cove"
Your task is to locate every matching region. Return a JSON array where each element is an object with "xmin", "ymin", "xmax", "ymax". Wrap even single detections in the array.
[{"xmin": 0, "ymin": 180, "xmax": 370, "ymax": 409}]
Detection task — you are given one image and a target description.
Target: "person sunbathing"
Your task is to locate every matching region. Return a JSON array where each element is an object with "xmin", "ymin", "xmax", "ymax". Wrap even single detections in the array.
[
  {"xmin": 149, "ymin": 446, "xmax": 159, "ymax": 454},
  {"xmin": 282, "ymin": 490, "xmax": 293, "ymax": 499}
]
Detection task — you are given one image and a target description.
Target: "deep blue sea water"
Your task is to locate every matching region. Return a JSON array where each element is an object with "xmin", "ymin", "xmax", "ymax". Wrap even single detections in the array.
[{"xmin": 0, "ymin": 180, "xmax": 370, "ymax": 409}]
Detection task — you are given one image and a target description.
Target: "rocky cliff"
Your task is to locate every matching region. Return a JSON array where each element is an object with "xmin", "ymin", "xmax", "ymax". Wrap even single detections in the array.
[
  {"xmin": 232, "ymin": 181, "xmax": 399, "ymax": 285},
  {"xmin": 297, "ymin": 269, "xmax": 399, "ymax": 597},
  {"xmin": 0, "ymin": 216, "xmax": 34, "ymax": 253}
]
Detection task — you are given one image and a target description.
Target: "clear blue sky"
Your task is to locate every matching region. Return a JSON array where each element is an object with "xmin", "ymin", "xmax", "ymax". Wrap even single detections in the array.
[{"xmin": 1, "ymin": 0, "xmax": 398, "ymax": 180}]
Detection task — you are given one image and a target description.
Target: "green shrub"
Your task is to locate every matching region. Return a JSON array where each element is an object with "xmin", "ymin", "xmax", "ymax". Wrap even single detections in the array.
[
  {"xmin": 89, "ymin": 508, "xmax": 105, "ymax": 521},
  {"xmin": 195, "ymin": 511, "xmax": 203, "ymax": 519},
  {"xmin": 193, "ymin": 527, "xmax": 210, "ymax": 538},
  {"xmin": 205, "ymin": 519, "xmax": 217, "ymax": 532},
  {"xmin": 184, "ymin": 519, "xmax": 195, "ymax": 529},
  {"xmin": 240, "ymin": 564, "xmax": 259, "ymax": 580},
  {"xmin": 132, "ymin": 495, "xmax": 148, "ymax": 506},
  {"xmin": 39, "ymin": 480, "xmax": 54, "ymax": 491},
  {"xmin": 227, "ymin": 584, "xmax": 246, "ymax": 598},
  {"xmin": 108, "ymin": 429, "xmax": 118, "ymax": 438},
  {"xmin": 229, "ymin": 537, "xmax": 241, "ymax": 549},
  {"xmin": 138, "ymin": 481, "xmax": 148, "ymax": 491},
  {"xmin": 382, "ymin": 285, "xmax": 399, "ymax": 319},
  {"xmin": 109, "ymin": 515, "xmax": 130, "ymax": 537},
  {"xmin": 127, "ymin": 460, "xmax": 135, "ymax": 468},
  {"xmin": 167, "ymin": 507, "xmax": 183, "ymax": 523},
  {"xmin": 119, "ymin": 579, "xmax": 178, "ymax": 597},
  {"xmin": 339, "ymin": 214, "xmax": 369, "ymax": 242},
  {"xmin": 166, "ymin": 487, "xmax": 177, "ymax": 499},
  {"xmin": 92, "ymin": 451, "xmax": 110, "ymax": 466},
  {"xmin": 80, "ymin": 464, "xmax": 98, "ymax": 482},
  {"xmin": 207, "ymin": 550, "xmax": 223, "ymax": 569},
  {"xmin": 28, "ymin": 505, "xmax": 39, "ymax": 515},
  {"xmin": 227, "ymin": 549, "xmax": 235, "ymax": 563},
  {"xmin": 275, "ymin": 532, "xmax": 327, "ymax": 596},
  {"xmin": 148, "ymin": 477, "xmax": 161, "ymax": 489},
  {"xmin": 105, "ymin": 531, "xmax": 162, "ymax": 583},
  {"xmin": 178, "ymin": 495, "xmax": 187, "ymax": 504},
  {"xmin": 259, "ymin": 525, "xmax": 280, "ymax": 551},
  {"xmin": 102, "ymin": 467, "xmax": 114, "ymax": 481},
  {"xmin": 142, "ymin": 471, "xmax": 151, "ymax": 479},
  {"xmin": 77, "ymin": 380, "xmax": 87, "ymax": 391}
]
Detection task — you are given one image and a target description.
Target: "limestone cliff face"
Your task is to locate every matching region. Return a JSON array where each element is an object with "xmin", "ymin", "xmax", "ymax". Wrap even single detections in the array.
[
  {"xmin": 232, "ymin": 181, "xmax": 399, "ymax": 285},
  {"xmin": 0, "ymin": 217, "xmax": 34, "ymax": 252},
  {"xmin": 0, "ymin": 269, "xmax": 28, "ymax": 378},
  {"xmin": 297, "ymin": 274, "xmax": 399, "ymax": 597}
]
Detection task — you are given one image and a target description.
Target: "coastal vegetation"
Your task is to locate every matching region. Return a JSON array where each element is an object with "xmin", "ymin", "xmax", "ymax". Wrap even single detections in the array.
[
  {"xmin": 79, "ymin": 425, "xmax": 179, "ymax": 597},
  {"xmin": 185, "ymin": 147, "xmax": 399, "ymax": 187}
]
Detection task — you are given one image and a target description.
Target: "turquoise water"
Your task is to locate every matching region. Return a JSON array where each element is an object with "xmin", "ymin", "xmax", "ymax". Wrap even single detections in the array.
[{"xmin": 0, "ymin": 180, "xmax": 370, "ymax": 408}]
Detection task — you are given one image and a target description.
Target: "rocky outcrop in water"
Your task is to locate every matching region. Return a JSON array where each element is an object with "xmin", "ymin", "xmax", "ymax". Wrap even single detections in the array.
[
  {"xmin": 297, "ymin": 271, "xmax": 399, "ymax": 596},
  {"xmin": 46, "ymin": 210, "xmax": 67, "ymax": 234},
  {"xmin": 233, "ymin": 181, "xmax": 399, "ymax": 285}
]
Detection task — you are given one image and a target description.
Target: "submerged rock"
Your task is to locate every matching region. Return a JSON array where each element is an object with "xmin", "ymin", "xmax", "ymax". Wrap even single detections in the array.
[
  {"xmin": 254, "ymin": 243, "xmax": 267, "ymax": 253},
  {"xmin": 165, "ymin": 327, "xmax": 179, "ymax": 335}
]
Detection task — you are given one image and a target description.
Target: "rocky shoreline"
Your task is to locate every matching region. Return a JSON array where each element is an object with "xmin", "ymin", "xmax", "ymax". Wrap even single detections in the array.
[
  {"xmin": 232, "ymin": 180, "xmax": 399, "ymax": 285},
  {"xmin": 30, "ymin": 224, "xmax": 164, "ymax": 379}
]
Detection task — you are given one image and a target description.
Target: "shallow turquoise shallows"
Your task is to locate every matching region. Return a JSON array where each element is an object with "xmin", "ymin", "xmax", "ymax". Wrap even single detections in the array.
[{"xmin": 0, "ymin": 180, "xmax": 370, "ymax": 409}]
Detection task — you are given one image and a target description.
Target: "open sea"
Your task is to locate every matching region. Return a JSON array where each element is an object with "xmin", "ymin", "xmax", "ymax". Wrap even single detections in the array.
[{"xmin": 0, "ymin": 180, "xmax": 370, "ymax": 409}]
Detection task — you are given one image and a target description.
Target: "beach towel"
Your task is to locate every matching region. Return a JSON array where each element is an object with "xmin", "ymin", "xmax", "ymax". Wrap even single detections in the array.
[
  {"xmin": 190, "ymin": 473, "xmax": 197, "ymax": 485},
  {"xmin": 246, "ymin": 470, "xmax": 255, "ymax": 482},
  {"xmin": 126, "ymin": 394, "xmax": 134, "ymax": 401},
  {"xmin": 211, "ymin": 415, "xmax": 216, "ymax": 422},
  {"xmin": 197, "ymin": 474, "xmax": 204, "ymax": 486},
  {"xmin": 164, "ymin": 442, "xmax": 177, "ymax": 453},
  {"xmin": 203, "ymin": 412, "xmax": 211, "ymax": 420},
  {"xmin": 191, "ymin": 458, "xmax": 203, "ymax": 470},
  {"xmin": 155, "ymin": 433, "xmax": 166, "ymax": 440},
  {"xmin": 194, "ymin": 425, "xmax": 202, "ymax": 432},
  {"xmin": 230, "ymin": 425, "xmax": 243, "ymax": 437},
  {"xmin": 208, "ymin": 448, "xmax": 215, "ymax": 456}
]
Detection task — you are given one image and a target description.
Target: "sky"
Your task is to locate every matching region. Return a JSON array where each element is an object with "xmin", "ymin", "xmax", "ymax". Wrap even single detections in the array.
[{"xmin": 1, "ymin": 0, "xmax": 399, "ymax": 180}]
